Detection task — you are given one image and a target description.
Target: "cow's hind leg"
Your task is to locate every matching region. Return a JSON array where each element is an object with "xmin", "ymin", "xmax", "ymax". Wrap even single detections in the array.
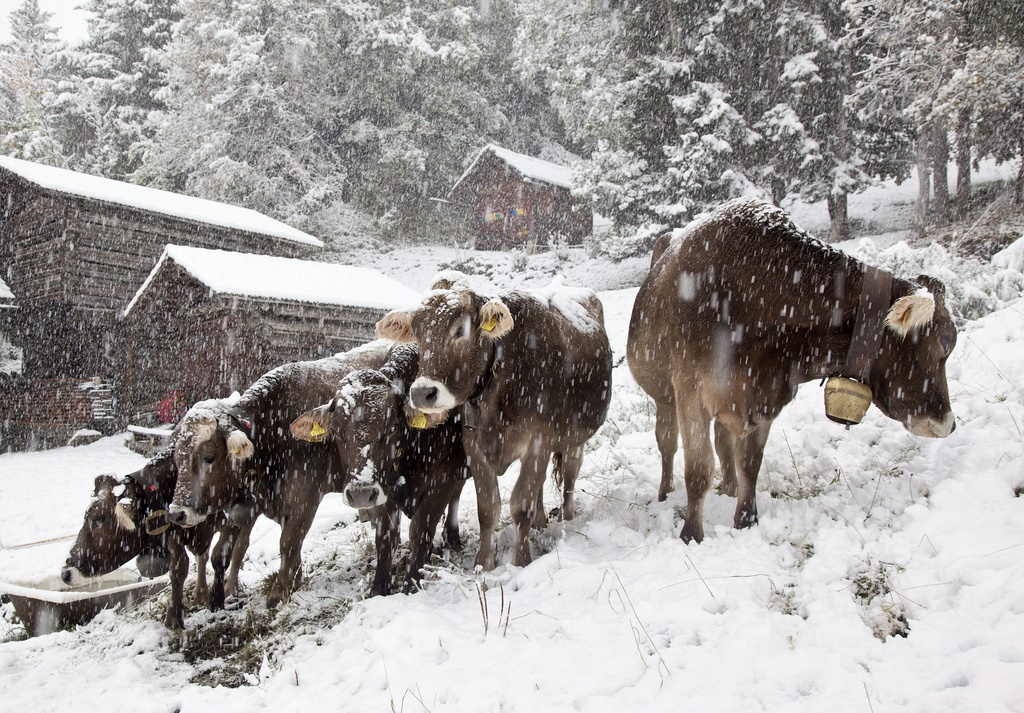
[
  {"xmin": 655, "ymin": 402, "xmax": 679, "ymax": 502},
  {"xmin": 676, "ymin": 398, "xmax": 715, "ymax": 544},
  {"xmin": 554, "ymin": 446, "xmax": 584, "ymax": 521},
  {"xmin": 733, "ymin": 423, "xmax": 771, "ymax": 530},
  {"xmin": 510, "ymin": 448, "xmax": 549, "ymax": 567}
]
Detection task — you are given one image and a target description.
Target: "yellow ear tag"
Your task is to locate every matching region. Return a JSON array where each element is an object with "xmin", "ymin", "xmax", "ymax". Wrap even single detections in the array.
[
  {"xmin": 410, "ymin": 412, "xmax": 428, "ymax": 429},
  {"xmin": 481, "ymin": 316, "xmax": 498, "ymax": 332},
  {"xmin": 309, "ymin": 422, "xmax": 326, "ymax": 441}
]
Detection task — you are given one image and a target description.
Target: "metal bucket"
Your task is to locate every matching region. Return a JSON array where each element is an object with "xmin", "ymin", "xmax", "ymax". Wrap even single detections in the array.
[{"xmin": 824, "ymin": 377, "xmax": 873, "ymax": 426}]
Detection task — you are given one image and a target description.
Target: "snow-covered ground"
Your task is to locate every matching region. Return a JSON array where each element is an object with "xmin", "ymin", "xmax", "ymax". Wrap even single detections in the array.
[{"xmin": 2, "ymin": 166, "xmax": 1024, "ymax": 712}]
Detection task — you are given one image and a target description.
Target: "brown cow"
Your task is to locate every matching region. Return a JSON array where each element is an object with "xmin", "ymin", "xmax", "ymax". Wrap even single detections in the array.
[
  {"xmin": 627, "ymin": 197, "xmax": 957, "ymax": 543},
  {"xmin": 168, "ymin": 340, "xmax": 447, "ymax": 608},
  {"xmin": 376, "ymin": 275, "xmax": 613, "ymax": 570},
  {"xmin": 290, "ymin": 343, "xmax": 470, "ymax": 595}
]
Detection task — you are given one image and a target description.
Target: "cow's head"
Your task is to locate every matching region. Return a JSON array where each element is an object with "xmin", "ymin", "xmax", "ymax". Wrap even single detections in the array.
[
  {"xmin": 62, "ymin": 474, "xmax": 146, "ymax": 585},
  {"xmin": 376, "ymin": 276, "xmax": 513, "ymax": 413},
  {"xmin": 168, "ymin": 402, "xmax": 255, "ymax": 528},
  {"xmin": 290, "ymin": 369, "xmax": 447, "ymax": 511},
  {"xmin": 870, "ymin": 275, "xmax": 957, "ymax": 438}
]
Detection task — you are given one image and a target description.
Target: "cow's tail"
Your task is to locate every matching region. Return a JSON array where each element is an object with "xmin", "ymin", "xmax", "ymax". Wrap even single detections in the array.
[{"xmin": 552, "ymin": 452, "xmax": 564, "ymax": 490}]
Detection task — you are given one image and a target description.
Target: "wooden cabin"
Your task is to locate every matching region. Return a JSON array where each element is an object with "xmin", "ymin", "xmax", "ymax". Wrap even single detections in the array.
[
  {"xmin": 0, "ymin": 157, "xmax": 324, "ymax": 448},
  {"xmin": 449, "ymin": 144, "xmax": 593, "ymax": 251},
  {"xmin": 119, "ymin": 245, "xmax": 421, "ymax": 422}
]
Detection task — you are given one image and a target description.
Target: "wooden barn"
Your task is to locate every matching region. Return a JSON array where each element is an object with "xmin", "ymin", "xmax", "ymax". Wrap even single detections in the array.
[
  {"xmin": 449, "ymin": 144, "xmax": 593, "ymax": 251},
  {"xmin": 0, "ymin": 156, "xmax": 324, "ymax": 448},
  {"xmin": 119, "ymin": 245, "xmax": 421, "ymax": 422}
]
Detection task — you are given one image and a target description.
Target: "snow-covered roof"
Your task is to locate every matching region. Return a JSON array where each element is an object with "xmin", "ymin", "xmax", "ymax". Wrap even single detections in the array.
[
  {"xmin": 0, "ymin": 156, "xmax": 322, "ymax": 248},
  {"xmin": 0, "ymin": 275, "xmax": 13, "ymax": 301},
  {"xmin": 451, "ymin": 144, "xmax": 574, "ymax": 194},
  {"xmin": 123, "ymin": 245, "xmax": 420, "ymax": 317}
]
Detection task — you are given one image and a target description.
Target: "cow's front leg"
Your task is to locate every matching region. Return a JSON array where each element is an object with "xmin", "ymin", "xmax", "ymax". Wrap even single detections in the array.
[
  {"xmin": 370, "ymin": 503, "xmax": 401, "ymax": 597},
  {"xmin": 734, "ymin": 423, "xmax": 771, "ymax": 530},
  {"xmin": 655, "ymin": 402, "xmax": 679, "ymax": 501},
  {"xmin": 442, "ymin": 479, "xmax": 465, "ymax": 551},
  {"xmin": 676, "ymin": 398, "xmax": 714, "ymax": 544},
  {"xmin": 208, "ymin": 522, "xmax": 240, "ymax": 611},
  {"xmin": 714, "ymin": 421, "xmax": 738, "ymax": 497},
  {"xmin": 268, "ymin": 507, "xmax": 316, "ymax": 608},
  {"xmin": 225, "ymin": 518, "xmax": 254, "ymax": 600},
  {"xmin": 404, "ymin": 482, "xmax": 455, "ymax": 593},
  {"xmin": 510, "ymin": 449, "xmax": 549, "ymax": 567},
  {"xmin": 164, "ymin": 529, "xmax": 189, "ymax": 629},
  {"xmin": 466, "ymin": 433, "xmax": 501, "ymax": 571}
]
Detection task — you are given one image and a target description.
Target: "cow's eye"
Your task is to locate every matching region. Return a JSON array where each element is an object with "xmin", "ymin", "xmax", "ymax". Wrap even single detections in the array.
[
  {"xmin": 90, "ymin": 516, "xmax": 104, "ymax": 529},
  {"xmin": 940, "ymin": 335, "xmax": 953, "ymax": 354},
  {"xmin": 204, "ymin": 454, "xmax": 216, "ymax": 465}
]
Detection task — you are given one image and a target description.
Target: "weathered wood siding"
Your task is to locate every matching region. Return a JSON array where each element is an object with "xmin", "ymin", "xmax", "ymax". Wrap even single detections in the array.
[
  {"xmin": 119, "ymin": 263, "xmax": 384, "ymax": 423},
  {"xmin": 450, "ymin": 152, "xmax": 592, "ymax": 250}
]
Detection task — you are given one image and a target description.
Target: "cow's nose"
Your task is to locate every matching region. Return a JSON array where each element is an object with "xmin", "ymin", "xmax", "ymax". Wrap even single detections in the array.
[
  {"xmin": 60, "ymin": 569, "xmax": 72, "ymax": 585},
  {"xmin": 169, "ymin": 510, "xmax": 189, "ymax": 526},
  {"xmin": 411, "ymin": 383, "xmax": 438, "ymax": 407}
]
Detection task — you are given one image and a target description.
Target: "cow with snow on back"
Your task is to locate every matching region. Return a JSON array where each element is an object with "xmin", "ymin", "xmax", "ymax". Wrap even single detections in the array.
[
  {"xmin": 628, "ymin": 197, "xmax": 957, "ymax": 544},
  {"xmin": 376, "ymin": 274, "xmax": 613, "ymax": 570}
]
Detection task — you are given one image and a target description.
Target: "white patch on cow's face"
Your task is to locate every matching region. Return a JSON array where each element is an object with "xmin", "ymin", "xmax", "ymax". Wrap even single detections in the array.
[
  {"xmin": 61, "ymin": 566, "xmax": 89, "ymax": 587},
  {"xmin": 191, "ymin": 419, "xmax": 218, "ymax": 444},
  {"xmin": 114, "ymin": 503, "xmax": 137, "ymax": 532},
  {"xmin": 409, "ymin": 376, "xmax": 457, "ymax": 413},
  {"xmin": 885, "ymin": 294, "xmax": 935, "ymax": 337},
  {"xmin": 168, "ymin": 504, "xmax": 207, "ymax": 528},
  {"xmin": 226, "ymin": 429, "xmax": 254, "ymax": 461}
]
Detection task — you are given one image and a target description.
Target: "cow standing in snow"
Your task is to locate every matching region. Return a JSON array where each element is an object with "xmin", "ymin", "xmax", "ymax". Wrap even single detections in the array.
[
  {"xmin": 376, "ymin": 275, "xmax": 613, "ymax": 570},
  {"xmin": 628, "ymin": 197, "xmax": 957, "ymax": 543}
]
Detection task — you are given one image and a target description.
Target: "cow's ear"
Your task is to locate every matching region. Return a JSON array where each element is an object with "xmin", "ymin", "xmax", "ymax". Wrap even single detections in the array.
[
  {"xmin": 290, "ymin": 404, "xmax": 333, "ymax": 443},
  {"xmin": 93, "ymin": 474, "xmax": 120, "ymax": 498},
  {"xmin": 114, "ymin": 502, "xmax": 137, "ymax": 532},
  {"xmin": 479, "ymin": 299, "xmax": 513, "ymax": 339},
  {"xmin": 226, "ymin": 430, "xmax": 254, "ymax": 461},
  {"xmin": 885, "ymin": 294, "xmax": 935, "ymax": 337},
  {"xmin": 377, "ymin": 309, "xmax": 416, "ymax": 343}
]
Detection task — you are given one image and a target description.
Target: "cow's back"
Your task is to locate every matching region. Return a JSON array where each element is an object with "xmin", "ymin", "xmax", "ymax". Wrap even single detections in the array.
[
  {"xmin": 628, "ymin": 198, "xmax": 857, "ymax": 401},
  {"xmin": 497, "ymin": 289, "xmax": 612, "ymax": 442}
]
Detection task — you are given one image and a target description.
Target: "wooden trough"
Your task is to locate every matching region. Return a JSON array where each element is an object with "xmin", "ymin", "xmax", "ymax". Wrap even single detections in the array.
[{"xmin": 0, "ymin": 570, "xmax": 169, "ymax": 636}]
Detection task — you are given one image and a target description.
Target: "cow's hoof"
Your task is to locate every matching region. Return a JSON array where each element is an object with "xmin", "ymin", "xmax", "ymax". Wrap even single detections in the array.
[
  {"xmin": 474, "ymin": 550, "xmax": 496, "ymax": 572},
  {"xmin": 163, "ymin": 612, "xmax": 184, "ymax": 630},
  {"xmin": 511, "ymin": 545, "xmax": 533, "ymax": 568},
  {"xmin": 679, "ymin": 523, "xmax": 704, "ymax": 544},
  {"xmin": 442, "ymin": 533, "xmax": 463, "ymax": 552},
  {"xmin": 401, "ymin": 579, "xmax": 421, "ymax": 595}
]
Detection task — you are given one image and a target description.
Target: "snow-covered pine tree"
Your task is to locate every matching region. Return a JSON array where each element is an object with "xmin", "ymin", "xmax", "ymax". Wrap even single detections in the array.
[
  {"xmin": 50, "ymin": 0, "xmax": 181, "ymax": 179},
  {"xmin": 138, "ymin": 0, "xmax": 344, "ymax": 228},
  {"xmin": 0, "ymin": 0, "xmax": 66, "ymax": 163}
]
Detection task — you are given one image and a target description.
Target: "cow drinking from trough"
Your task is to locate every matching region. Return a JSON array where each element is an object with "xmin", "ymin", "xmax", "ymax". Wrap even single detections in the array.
[
  {"xmin": 62, "ymin": 450, "xmax": 252, "ymax": 629},
  {"xmin": 627, "ymin": 197, "xmax": 957, "ymax": 543},
  {"xmin": 290, "ymin": 343, "xmax": 470, "ymax": 595},
  {"xmin": 376, "ymin": 275, "xmax": 613, "ymax": 570}
]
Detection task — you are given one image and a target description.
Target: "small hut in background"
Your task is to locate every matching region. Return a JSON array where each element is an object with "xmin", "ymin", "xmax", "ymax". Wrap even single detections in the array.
[
  {"xmin": 119, "ymin": 245, "xmax": 420, "ymax": 422},
  {"xmin": 0, "ymin": 157, "xmax": 324, "ymax": 448},
  {"xmin": 449, "ymin": 144, "xmax": 593, "ymax": 251}
]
